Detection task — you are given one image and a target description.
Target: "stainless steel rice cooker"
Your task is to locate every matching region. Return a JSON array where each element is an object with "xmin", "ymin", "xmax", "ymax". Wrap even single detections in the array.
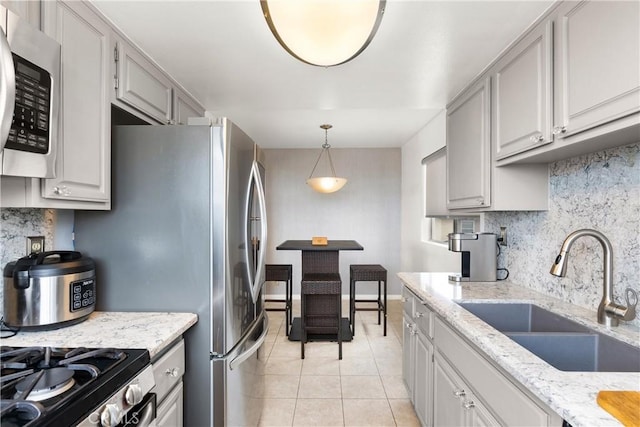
[{"xmin": 3, "ymin": 251, "xmax": 96, "ymax": 330}]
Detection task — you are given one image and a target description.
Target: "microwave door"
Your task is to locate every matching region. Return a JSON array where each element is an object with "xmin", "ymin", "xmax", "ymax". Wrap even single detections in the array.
[{"xmin": 0, "ymin": 24, "xmax": 15, "ymax": 152}]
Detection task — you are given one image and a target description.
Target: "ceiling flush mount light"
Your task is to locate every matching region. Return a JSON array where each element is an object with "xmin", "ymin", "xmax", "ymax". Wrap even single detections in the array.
[
  {"xmin": 307, "ymin": 124, "xmax": 347, "ymax": 193},
  {"xmin": 260, "ymin": 0, "xmax": 386, "ymax": 67}
]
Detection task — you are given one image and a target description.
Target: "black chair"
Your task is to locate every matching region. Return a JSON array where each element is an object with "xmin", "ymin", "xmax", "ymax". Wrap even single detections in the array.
[
  {"xmin": 265, "ymin": 264, "xmax": 293, "ymax": 336},
  {"xmin": 349, "ymin": 264, "xmax": 387, "ymax": 336},
  {"xmin": 300, "ymin": 272, "xmax": 342, "ymax": 360}
]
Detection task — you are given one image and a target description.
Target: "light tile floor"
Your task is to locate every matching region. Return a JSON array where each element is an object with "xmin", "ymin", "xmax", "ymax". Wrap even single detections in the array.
[{"xmin": 259, "ymin": 299, "xmax": 420, "ymax": 427}]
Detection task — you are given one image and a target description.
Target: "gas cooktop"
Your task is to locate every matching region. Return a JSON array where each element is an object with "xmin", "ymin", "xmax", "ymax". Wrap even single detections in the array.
[{"xmin": 0, "ymin": 346, "xmax": 150, "ymax": 427}]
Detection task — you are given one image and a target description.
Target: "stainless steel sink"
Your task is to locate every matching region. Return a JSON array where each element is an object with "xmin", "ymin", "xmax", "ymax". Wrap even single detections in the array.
[
  {"xmin": 457, "ymin": 302, "xmax": 640, "ymax": 372},
  {"xmin": 457, "ymin": 302, "xmax": 591, "ymax": 333}
]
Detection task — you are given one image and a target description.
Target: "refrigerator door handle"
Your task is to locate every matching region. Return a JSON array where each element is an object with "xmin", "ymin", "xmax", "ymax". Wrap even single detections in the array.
[
  {"xmin": 229, "ymin": 314, "xmax": 269, "ymax": 370},
  {"xmin": 0, "ymin": 26, "xmax": 15, "ymax": 152},
  {"xmin": 244, "ymin": 160, "xmax": 268, "ymax": 304},
  {"xmin": 254, "ymin": 160, "xmax": 268, "ymax": 291}
]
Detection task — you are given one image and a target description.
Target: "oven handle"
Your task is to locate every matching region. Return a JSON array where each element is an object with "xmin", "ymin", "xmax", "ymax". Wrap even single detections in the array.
[{"xmin": 0, "ymin": 25, "xmax": 16, "ymax": 152}]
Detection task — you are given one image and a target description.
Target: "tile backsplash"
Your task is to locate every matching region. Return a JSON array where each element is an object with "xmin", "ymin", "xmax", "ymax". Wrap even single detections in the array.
[
  {"xmin": 485, "ymin": 142, "xmax": 640, "ymax": 327},
  {"xmin": 0, "ymin": 208, "xmax": 56, "ymax": 315}
]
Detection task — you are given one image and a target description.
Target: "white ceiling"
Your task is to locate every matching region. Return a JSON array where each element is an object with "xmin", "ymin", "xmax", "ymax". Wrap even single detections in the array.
[{"xmin": 92, "ymin": 0, "xmax": 554, "ymax": 149}]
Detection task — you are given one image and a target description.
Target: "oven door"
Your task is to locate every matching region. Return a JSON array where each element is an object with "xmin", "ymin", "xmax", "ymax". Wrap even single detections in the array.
[{"xmin": 117, "ymin": 393, "xmax": 156, "ymax": 427}]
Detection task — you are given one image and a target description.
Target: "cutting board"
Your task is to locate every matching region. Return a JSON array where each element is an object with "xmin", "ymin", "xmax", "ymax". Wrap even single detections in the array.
[{"xmin": 597, "ymin": 391, "xmax": 640, "ymax": 426}]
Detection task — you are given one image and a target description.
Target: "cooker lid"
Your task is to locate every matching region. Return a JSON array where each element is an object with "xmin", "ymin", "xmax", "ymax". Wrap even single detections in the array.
[{"xmin": 3, "ymin": 251, "xmax": 95, "ymax": 289}]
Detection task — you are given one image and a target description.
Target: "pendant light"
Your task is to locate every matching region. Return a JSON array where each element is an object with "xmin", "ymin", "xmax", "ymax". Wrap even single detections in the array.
[
  {"xmin": 260, "ymin": 0, "xmax": 386, "ymax": 67},
  {"xmin": 306, "ymin": 124, "xmax": 347, "ymax": 193}
]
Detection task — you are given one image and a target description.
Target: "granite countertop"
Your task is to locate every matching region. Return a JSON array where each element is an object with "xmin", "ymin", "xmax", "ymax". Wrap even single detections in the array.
[
  {"xmin": 3, "ymin": 311, "xmax": 198, "ymax": 359},
  {"xmin": 398, "ymin": 272, "xmax": 640, "ymax": 427}
]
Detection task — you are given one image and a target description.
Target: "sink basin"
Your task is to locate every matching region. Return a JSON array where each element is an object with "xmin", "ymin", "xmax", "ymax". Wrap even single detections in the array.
[
  {"xmin": 457, "ymin": 302, "xmax": 591, "ymax": 333},
  {"xmin": 507, "ymin": 332, "xmax": 640, "ymax": 372},
  {"xmin": 457, "ymin": 302, "xmax": 640, "ymax": 372}
]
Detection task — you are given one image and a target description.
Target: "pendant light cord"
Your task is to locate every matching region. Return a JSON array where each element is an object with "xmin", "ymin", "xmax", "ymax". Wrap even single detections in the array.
[{"xmin": 308, "ymin": 127, "xmax": 337, "ymax": 179}]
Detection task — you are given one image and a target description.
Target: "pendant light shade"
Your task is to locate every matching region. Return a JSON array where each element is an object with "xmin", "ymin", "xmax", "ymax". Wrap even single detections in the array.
[
  {"xmin": 261, "ymin": 0, "xmax": 386, "ymax": 67},
  {"xmin": 306, "ymin": 124, "xmax": 347, "ymax": 193}
]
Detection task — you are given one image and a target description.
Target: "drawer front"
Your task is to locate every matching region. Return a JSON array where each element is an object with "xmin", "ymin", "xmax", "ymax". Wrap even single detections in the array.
[
  {"xmin": 153, "ymin": 339, "xmax": 185, "ymax": 403},
  {"xmin": 434, "ymin": 318, "xmax": 549, "ymax": 426},
  {"xmin": 414, "ymin": 303, "xmax": 433, "ymax": 339}
]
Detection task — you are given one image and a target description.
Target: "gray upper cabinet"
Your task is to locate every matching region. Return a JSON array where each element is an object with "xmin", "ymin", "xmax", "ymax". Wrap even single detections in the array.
[
  {"xmin": 493, "ymin": 20, "xmax": 552, "ymax": 160},
  {"xmin": 423, "ymin": 148, "xmax": 449, "ymax": 217},
  {"xmin": 173, "ymin": 85, "xmax": 204, "ymax": 125},
  {"xmin": 41, "ymin": 1, "xmax": 111, "ymax": 205},
  {"xmin": 114, "ymin": 37, "xmax": 173, "ymax": 124},
  {"xmin": 553, "ymin": 0, "xmax": 639, "ymax": 137},
  {"xmin": 446, "ymin": 77, "xmax": 491, "ymax": 210},
  {"xmin": 496, "ymin": 0, "xmax": 640, "ymax": 165},
  {"xmin": 112, "ymin": 36, "xmax": 204, "ymax": 125},
  {"xmin": 1, "ymin": 0, "xmax": 112, "ymax": 209}
]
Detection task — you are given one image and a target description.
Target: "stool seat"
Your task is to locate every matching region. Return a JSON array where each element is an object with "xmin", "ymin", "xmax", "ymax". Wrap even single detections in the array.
[
  {"xmin": 350, "ymin": 264, "xmax": 387, "ymax": 337},
  {"xmin": 301, "ymin": 273, "xmax": 342, "ymax": 359},
  {"xmin": 265, "ymin": 264, "xmax": 293, "ymax": 336}
]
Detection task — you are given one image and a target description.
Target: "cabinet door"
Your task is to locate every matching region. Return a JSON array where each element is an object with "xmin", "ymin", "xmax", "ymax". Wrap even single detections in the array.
[
  {"xmin": 447, "ymin": 77, "xmax": 491, "ymax": 210},
  {"xmin": 467, "ymin": 397, "xmax": 501, "ymax": 427},
  {"xmin": 554, "ymin": 1, "xmax": 640, "ymax": 137},
  {"xmin": 433, "ymin": 353, "xmax": 466, "ymax": 427},
  {"xmin": 41, "ymin": 1, "xmax": 111, "ymax": 202},
  {"xmin": 157, "ymin": 382, "xmax": 184, "ymax": 427},
  {"xmin": 173, "ymin": 86, "xmax": 204, "ymax": 125},
  {"xmin": 115, "ymin": 38, "xmax": 173, "ymax": 124},
  {"xmin": 423, "ymin": 147, "xmax": 449, "ymax": 217},
  {"xmin": 402, "ymin": 314, "xmax": 415, "ymax": 399},
  {"xmin": 493, "ymin": 20, "xmax": 552, "ymax": 160},
  {"xmin": 414, "ymin": 331, "xmax": 433, "ymax": 427}
]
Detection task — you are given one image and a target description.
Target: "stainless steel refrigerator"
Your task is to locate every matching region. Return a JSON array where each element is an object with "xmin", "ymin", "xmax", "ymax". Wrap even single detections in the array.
[{"xmin": 74, "ymin": 118, "xmax": 268, "ymax": 427}]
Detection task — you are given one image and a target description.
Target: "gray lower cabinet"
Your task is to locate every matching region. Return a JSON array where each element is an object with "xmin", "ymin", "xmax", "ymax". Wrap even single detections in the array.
[
  {"xmin": 402, "ymin": 286, "xmax": 562, "ymax": 427},
  {"xmin": 156, "ymin": 381, "xmax": 184, "ymax": 427},
  {"xmin": 434, "ymin": 352, "xmax": 499, "ymax": 427},
  {"xmin": 152, "ymin": 339, "xmax": 186, "ymax": 427},
  {"xmin": 402, "ymin": 288, "xmax": 433, "ymax": 427}
]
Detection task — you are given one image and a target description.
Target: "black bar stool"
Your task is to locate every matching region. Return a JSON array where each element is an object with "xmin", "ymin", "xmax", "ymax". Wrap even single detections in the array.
[
  {"xmin": 265, "ymin": 264, "xmax": 293, "ymax": 336},
  {"xmin": 349, "ymin": 264, "xmax": 387, "ymax": 336},
  {"xmin": 300, "ymin": 273, "xmax": 342, "ymax": 360}
]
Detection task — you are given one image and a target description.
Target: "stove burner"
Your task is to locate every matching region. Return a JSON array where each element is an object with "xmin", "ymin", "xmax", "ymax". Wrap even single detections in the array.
[
  {"xmin": 1, "ymin": 346, "xmax": 150, "ymax": 427},
  {"xmin": 14, "ymin": 368, "xmax": 76, "ymax": 402}
]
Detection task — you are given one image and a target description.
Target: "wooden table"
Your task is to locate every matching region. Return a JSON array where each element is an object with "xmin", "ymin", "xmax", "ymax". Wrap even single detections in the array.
[{"xmin": 276, "ymin": 240, "xmax": 363, "ymax": 341}]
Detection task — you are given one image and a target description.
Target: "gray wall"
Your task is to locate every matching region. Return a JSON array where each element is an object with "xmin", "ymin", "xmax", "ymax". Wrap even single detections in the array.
[{"xmin": 263, "ymin": 148, "xmax": 402, "ymax": 298}]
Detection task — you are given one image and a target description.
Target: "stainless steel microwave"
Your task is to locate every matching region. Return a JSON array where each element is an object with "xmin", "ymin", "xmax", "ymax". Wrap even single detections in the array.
[{"xmin": 0, "ymin": 8, "xmax": 60, "ymax": 178}]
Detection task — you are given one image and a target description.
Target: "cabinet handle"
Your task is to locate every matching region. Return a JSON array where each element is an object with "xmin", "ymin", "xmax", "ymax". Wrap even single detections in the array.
[
  {"xmin": 165, "ymin": 367, "xmax": 180, "ymax": 377},
  {"xmin": 463, "ymin": 400, "xmax": 476, "ymax": 409},
  {"xmin": 552, "ymin": 126, "xmax": 567, "ymax": 135},
  {"xmin": 53, "ymin": 186, "xmax": 71, "ymax": 196},
  {"xmin": 529, "ymin": 134, "xmax": 544, "ymax": 143},
  {"xmin": 453, "ymin": 389, "xmax": 466, "ymax": 398},
  {"xmin": 414, "ymin": 311, "xmax": 424, "ymax": 318}
]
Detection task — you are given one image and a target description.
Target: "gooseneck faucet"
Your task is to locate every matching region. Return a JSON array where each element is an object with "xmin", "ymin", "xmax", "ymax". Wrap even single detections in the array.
[{"xmin": 550, "ymin": 229, "xmax": 637, "ymax": 327}]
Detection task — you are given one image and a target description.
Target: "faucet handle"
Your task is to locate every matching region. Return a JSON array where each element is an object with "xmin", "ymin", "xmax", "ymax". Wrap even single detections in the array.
[
  {"xmin": 605, "ymin": 288, "xmax": 638, "ymax": 322},
  {"xmin": 623, "ymin": 288, "xmax": 638, "ymax": 321}
]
